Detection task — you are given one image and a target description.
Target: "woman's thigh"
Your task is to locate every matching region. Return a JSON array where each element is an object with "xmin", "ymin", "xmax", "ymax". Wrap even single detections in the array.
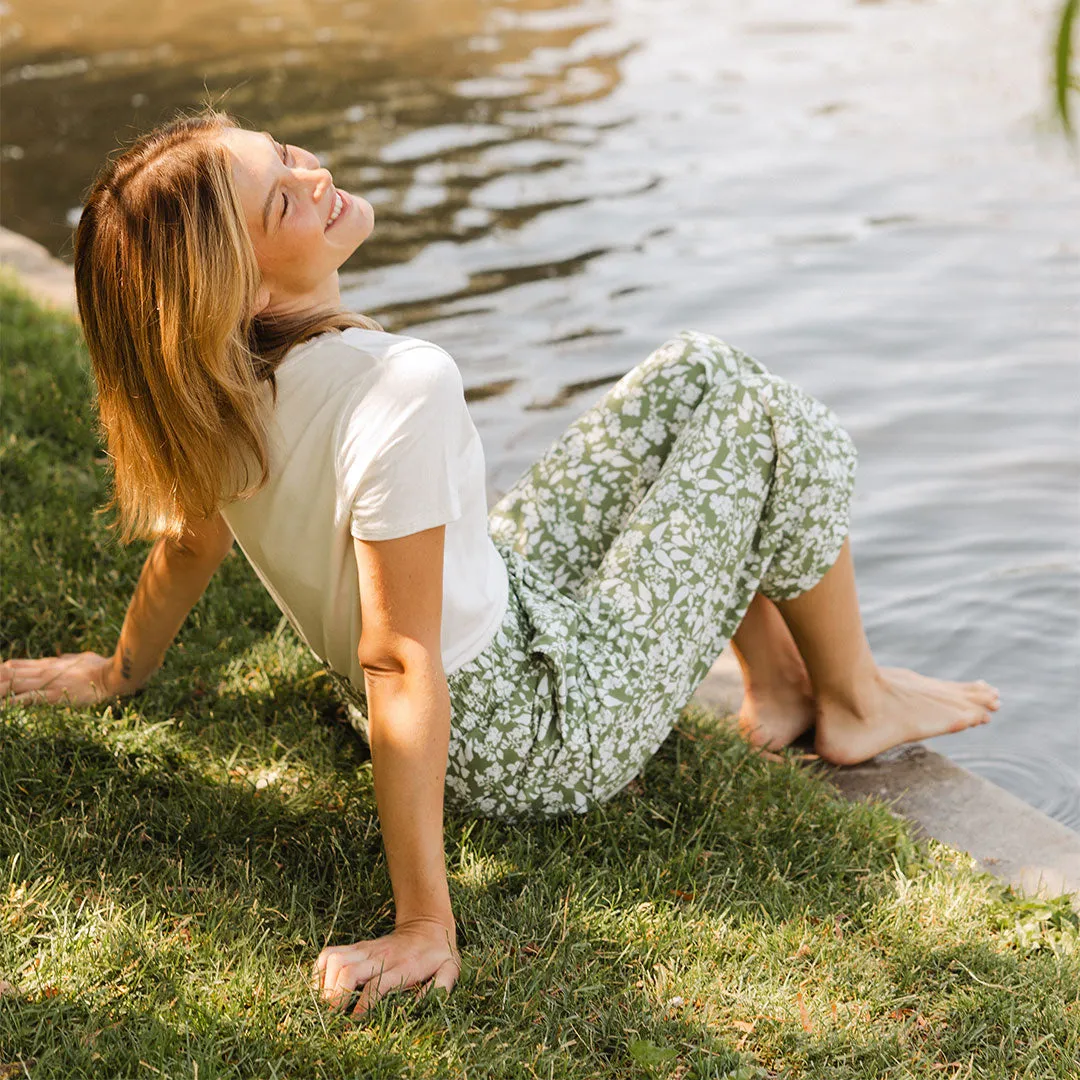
[
  {"xmin": 488, "ymin": 331, "xmax": 773, "ymax": 598},
  {"xmin": 443, "ymin": 566, "xmax": 596, "ymax": 820},
  {"xmin": 572, "ymin": 362, "xmax": 858, "ymax": 804}
]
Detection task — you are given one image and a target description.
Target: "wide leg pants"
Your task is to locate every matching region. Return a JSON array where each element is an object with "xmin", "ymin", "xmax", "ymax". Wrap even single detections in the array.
[{"xmin": 343, "ymin": 331, "xmax": 858, "ymax": 821}]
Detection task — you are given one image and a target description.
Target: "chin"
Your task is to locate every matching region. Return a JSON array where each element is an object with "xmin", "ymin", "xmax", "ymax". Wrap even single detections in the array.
[{"xmin": 352, "ymin": 195, "xmax": 375, "ymax": 241}]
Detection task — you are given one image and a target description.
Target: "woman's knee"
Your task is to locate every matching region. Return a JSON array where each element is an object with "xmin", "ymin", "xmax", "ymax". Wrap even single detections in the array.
[
  {"xmin": 633, "ymin": 330, "xmax": 769, "ymax": 391},
  {"xmin": 673, "ymin": 329, "xmax": 773, "ymax": 385},
  {"xmin": 761, "ymin": 377, "xmax": 858, "ymax": 486},
  {"xmin": 754, "ymin": 384, "xmax": 858, "ymax": 599}
]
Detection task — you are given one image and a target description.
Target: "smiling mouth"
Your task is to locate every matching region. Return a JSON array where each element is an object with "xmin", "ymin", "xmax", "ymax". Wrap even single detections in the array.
[{"xmin": 325, "ymin": 188, "xmax": 348, "ymax": 230}]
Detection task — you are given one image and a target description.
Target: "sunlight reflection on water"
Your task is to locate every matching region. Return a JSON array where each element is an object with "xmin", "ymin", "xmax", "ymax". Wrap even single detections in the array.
[{"xmin": 2, "ymin": 0, "xmax": 1077, "ymax": 827}]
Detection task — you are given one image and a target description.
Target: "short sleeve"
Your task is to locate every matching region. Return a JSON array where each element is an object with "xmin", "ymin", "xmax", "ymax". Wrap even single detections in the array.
[{"xmin": 339, "ymin": 343, "xmax": 466, "ymax": 541}]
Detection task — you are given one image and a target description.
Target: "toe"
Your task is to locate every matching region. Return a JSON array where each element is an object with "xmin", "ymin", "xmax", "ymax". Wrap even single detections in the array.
[
  {"xmin": 964, "ymin": 705, "xmax": 990, "ymax": 731},
  {"xmin": 969, "ymin": 683, "xmax": 1000, "ymax": 709}
]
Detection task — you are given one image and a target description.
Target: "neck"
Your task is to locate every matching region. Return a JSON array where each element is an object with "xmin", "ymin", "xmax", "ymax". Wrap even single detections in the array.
[{"xmin": 266, "ymin": 272, "xmax": 342, "ymax": 319}]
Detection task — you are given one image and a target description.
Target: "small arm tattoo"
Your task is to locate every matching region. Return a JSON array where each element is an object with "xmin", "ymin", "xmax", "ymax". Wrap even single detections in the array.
[{"xmin": 120, "ymin": 647, "xmax": 133, "ymax": 682}]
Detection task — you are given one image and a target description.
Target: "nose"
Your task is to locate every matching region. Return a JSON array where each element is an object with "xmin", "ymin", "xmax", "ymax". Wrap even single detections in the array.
[{"xmin": 293, "ymin": 164, "xmax": 334, "ymax": 204}]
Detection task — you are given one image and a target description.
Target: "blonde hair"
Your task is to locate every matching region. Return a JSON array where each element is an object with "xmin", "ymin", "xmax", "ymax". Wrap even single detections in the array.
[{"xmin": 74, "ymin": 110, "xmax": 379, "ymax": 544}]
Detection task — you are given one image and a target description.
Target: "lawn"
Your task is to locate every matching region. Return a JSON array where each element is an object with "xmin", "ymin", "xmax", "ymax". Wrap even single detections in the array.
[{"xmin": 1, "ymin": 274, "xmax": 1077, "ymax": 1079}]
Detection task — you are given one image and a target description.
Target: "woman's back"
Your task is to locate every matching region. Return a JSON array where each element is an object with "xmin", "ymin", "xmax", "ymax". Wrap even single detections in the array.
[{"xmin": 220, "ymin": 327, "xmax": 509, "ymax": 694}]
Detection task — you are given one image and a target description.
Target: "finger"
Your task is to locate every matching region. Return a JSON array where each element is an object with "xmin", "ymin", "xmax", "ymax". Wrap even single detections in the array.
[
  {"xmin": 4, "ymin": 679, "xmax": 47, "ymax": 702},
  {"xmin": 4, "ymin": 660, "xmax": 78, "ymax": 694},
  {"xmin": 418, "ymin": 958, "xmax": 459, "ymax": 1001},
  {"xmin": 325, "ymin": 958, "xmax": 394, "ymax": 1009},
  {"xmin": 9, "ymin": 685, "xmax": 74, "ymax": 706},
  {"xmin": 42, "ymin": 656, "xmax": 83, "ymax": 685},
  {"xmin": 0, "ymin": 663, "xmax": 47, "ymax": 689},
  {"xmin": 313, "ymin": 942, "xmax": 360, "ymax": 977},
  {"xmin": 318, "ymin": 953, "xmax": 348, "ymax": 1001},
  {"xmin": 7, "ymin": 688, "xmax": 54, "ymax": 706},
  {"xmin": 4, "ymin": 672, "xmax": 53, "ymax": 697},
  {"xmin": 321, "ymin": 955, "xmax": 368, "ymax": 1008},
  {"xmin": 19, "ymin": 654, "xmax": 82, "ymax": 677},
  {"xmin": 351, "ymin": 967, "xmax": 410, "ymax": 1017},
  {"xmin": 312, "ymin": 950, "xmax": 337, "ymax": 994}
]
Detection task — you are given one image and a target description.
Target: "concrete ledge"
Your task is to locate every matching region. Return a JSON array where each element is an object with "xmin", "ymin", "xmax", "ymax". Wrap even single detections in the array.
[
  {"xmin": 4, "ymin": 230, "xmax": 1078, "ymax": 904},
  {"xmin": 695, "ymin": 650, "xmax": 1080, "ymax": 904},
  {"xmin": 0, "ymin": 227, "xmax": 76, "ymax": 313},
  {"xmin": 820, "ymin": 743, "xmax": 1080, "ymax": 902}
]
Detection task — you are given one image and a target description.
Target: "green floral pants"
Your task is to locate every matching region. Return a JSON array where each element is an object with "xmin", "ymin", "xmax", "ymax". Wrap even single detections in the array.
[{"xmin": 338, "ymin": 331, "xmax": 858, "ymax": 820}]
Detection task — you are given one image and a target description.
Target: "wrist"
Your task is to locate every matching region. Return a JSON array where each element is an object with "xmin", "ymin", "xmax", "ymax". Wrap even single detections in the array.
[
  {"xmin": 102, "ymin": 654, "xmax": 129, "ymax": 696},
  {"xmin": 105, "ymin": 649, "xmax": 154, "ymax": 695},
  {"xmin": 395, "ymin": 908, "xmax": 456, "ymax": 941}
]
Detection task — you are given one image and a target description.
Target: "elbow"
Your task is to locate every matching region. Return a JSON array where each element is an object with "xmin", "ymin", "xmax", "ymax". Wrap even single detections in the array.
[
  {"xmin": 358, "ymin": 650, "xmax": 407, "ymax": 679},
  {"xmin": 162, "ymin": 532, "xmax": 233, "ymax": 565},
  {"xmin": 165, "ymin": 513, "xmax": 234, "ymax": 564},
  {"xmin": 357, "ymin": 637, "xmax": 443, "ymax": 682}
]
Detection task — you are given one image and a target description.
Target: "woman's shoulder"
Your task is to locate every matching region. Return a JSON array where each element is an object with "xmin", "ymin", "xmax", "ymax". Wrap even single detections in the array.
[
  {"xmin": 277, "ymin": 328, "xmax": 464, "ymax": 428},
  {"xmin": 280, "ymin": 326, "xmax": 457, "ymax": 380}
]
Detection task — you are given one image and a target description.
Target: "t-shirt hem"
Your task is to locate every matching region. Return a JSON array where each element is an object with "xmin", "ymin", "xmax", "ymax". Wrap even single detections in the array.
[
  {"xmin": 443, "ymin": 565, "xmax": 510, "ymax": 676},
  {"xmin": 350, "ymin": 504, "xmax": 464, "ymax": 542}
]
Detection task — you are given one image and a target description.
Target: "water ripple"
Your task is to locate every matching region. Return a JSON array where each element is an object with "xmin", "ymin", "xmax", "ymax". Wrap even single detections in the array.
[
  {"xmin": 949, "ymin": 749, "xmax": 1080, "ymax": 832},
  {"xmin": 2, "ymin": 0, "xmax": 1077, "ymax": 831}
]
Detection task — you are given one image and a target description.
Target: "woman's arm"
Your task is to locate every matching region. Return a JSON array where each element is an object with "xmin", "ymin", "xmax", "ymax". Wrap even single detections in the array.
[
  {"xmin": 0, "ymin": 512, "xmax": 234, "ymax": 706},
  {"xmin": 312, "ymin": 524, "xmax": 460, "ymax": 1015},
  {"xmin": 363, "ymin": 651, "xmax": 454, "ymax": 929},
  {"xmin": 110, "ymin": 512, "xmax": 235, "ymax": 692}
]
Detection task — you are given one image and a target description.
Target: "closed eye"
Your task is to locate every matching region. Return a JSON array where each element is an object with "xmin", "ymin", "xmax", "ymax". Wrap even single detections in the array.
[{"xmin": 278, "ymin": 140, "xmax": 291, "ymax": 219}]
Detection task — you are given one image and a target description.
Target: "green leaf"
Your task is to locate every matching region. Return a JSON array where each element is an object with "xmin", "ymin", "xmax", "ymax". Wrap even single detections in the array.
[
  {"xmin": 1055, "ymin": 0, "xmax": 1078, "ymax": 132},
  {"xmin": 629, "ymin": 1039, "xmax": 678, "ymax": 1068}
]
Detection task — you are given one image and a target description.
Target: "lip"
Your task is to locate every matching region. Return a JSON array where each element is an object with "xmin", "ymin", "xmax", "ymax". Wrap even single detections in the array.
[{"xmin": 325, "ymin": 187, "xmax": 350, "ymax": 230}]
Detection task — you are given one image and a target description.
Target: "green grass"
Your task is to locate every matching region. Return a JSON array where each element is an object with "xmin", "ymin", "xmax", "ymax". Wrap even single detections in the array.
[{"xmin": 1, "ymin": 273, "xmax": 1077, "ymax": 1078}]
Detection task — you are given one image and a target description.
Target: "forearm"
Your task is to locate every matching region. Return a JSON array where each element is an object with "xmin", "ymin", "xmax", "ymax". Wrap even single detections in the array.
[
  {"xmin": 109, "ymin": 538, "xmax": 225, "ymax": 692},
  {"xmin": 364, "ymin": 660, "xmax": 454, "ymax": 931}
]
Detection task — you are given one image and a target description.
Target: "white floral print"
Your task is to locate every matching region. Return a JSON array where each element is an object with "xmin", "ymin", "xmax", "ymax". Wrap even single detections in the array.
[{"xmin": 331, "ymin": 331, "xmax": 858, "ymax": 820}]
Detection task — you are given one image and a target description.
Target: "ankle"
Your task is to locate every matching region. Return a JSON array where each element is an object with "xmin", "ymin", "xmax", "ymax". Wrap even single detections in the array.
[
  {"xmin": 814, "ymin": 659, "xmax": 883, "ymax": 720},
  {"xmin": 736, "ymin": 634, "xmax": 809, "ymax": 690},
  {"xmin": 745, "ymin": 662, "xmax": 810, "ymax": 698}
]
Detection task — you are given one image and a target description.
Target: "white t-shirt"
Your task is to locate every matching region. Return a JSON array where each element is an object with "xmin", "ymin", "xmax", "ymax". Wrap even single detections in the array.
[{"xmin": 219, "ymin": 327, "xmax": 510, "ymax": 692}]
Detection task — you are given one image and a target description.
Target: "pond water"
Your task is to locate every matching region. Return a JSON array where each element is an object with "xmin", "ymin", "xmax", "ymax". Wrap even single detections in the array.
[{"xmin": 2, "ymin": 0, "xmax": 1078, "ymax": 829}]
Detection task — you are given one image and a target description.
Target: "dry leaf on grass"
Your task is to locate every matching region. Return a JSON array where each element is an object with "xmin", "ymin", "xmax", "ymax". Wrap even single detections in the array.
[{"xmin": 797, "ymin": 988, "xmax": 813, "ymax": 1032}]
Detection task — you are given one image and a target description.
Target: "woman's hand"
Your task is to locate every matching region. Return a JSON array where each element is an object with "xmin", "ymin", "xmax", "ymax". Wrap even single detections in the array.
[
  {"xmin": 312, "ymin": 916, "xmax": 460, "ymax": 1017},
  {"xmin": 0, "ymin": 651, "xmax": 125, "ymax": 708}
]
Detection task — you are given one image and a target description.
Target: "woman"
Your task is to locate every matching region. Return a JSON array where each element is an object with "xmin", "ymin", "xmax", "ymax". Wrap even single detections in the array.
[{"xmin": 0, "ymin": 111, "xmax": 1000, "ymax": 1015}]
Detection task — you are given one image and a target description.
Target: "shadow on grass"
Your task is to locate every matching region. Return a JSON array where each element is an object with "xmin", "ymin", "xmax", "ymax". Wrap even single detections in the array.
[
  {"xmin": 1, "ymin": 677, "xmax": 935, "ymax": 1077},
  {"xmin": 3, "ymin": 684, "xmax": 1077, "ymax": 1077},
  {"xmin": 2, "ymin": 987, "xmax": 418, "ymax": 1078}
]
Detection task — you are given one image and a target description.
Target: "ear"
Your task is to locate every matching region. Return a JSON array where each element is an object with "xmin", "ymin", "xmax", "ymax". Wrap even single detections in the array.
[{"xmin": 252, "ymin": 283, "xmax": 272, "ymax": 316}]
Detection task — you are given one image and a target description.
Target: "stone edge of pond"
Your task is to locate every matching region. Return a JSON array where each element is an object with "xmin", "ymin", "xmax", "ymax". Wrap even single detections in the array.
[
  {"xmin": 0, "ymin": 226, "xmax": 76, "ymax": 312},
  {"xmin": 697, "ymin": 651, "xmax": 1080, "ymax": 906},
  {"xmin": 5, "ymin": 225, "xmax": 1078, "ymax": 905}
]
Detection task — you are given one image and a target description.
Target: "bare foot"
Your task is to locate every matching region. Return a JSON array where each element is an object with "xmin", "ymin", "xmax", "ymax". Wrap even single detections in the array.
[
  {"xmin": 814, "ymin": 666, "xmax": 1000, "ymax": 766},
  {"xmin": 738, "ymin": 671, "xmax": 817, "ymax": 752}
]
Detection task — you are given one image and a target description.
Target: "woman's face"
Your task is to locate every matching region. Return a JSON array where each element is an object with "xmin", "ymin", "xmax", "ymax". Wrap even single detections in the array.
[{"xmin": 221, "ymin": 127, "xmax": 374, "ymax": 314}]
